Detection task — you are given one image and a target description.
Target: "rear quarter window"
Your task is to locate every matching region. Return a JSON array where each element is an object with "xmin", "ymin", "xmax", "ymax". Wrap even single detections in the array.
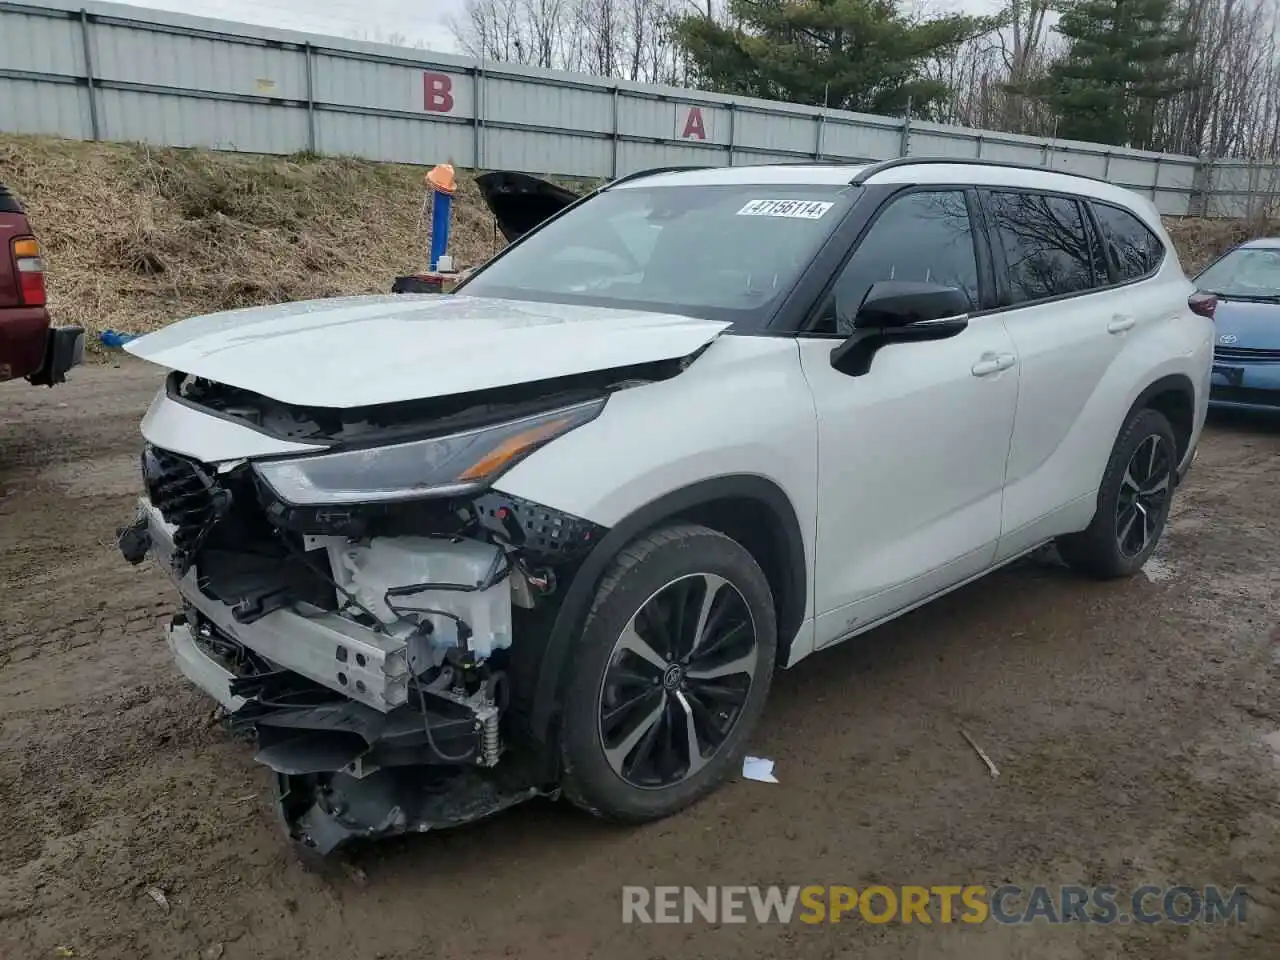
[
  {"xmin": 985, "ymin": 190, "xmax": 1097, "ymax": 304},
  {"xmin": 1090, "ymin": 203, "xmax": 1165, "ymax": 281}
]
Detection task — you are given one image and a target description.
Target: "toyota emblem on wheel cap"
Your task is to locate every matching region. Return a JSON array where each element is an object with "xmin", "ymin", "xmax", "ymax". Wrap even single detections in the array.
[{"xmin": 1219, "ymin": 334, "xmax": 1238, "ymax": 344}]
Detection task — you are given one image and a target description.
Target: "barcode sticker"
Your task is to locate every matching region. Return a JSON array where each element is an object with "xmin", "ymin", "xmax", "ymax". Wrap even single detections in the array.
[{"xmin": 736, "ymin": 199, "xmax": 834, "ymax": 220}]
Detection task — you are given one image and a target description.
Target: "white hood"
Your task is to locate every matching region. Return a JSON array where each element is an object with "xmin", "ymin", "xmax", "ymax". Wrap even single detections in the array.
[{"xmin": 125, "ymin": 294, "xmax": 730, "ymax": 408}]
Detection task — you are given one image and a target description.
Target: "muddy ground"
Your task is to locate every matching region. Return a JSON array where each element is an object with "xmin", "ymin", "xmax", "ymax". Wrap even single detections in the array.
[{"xmin": 1, "ymin": 362, "xmax": 1278, "ymax": 960}]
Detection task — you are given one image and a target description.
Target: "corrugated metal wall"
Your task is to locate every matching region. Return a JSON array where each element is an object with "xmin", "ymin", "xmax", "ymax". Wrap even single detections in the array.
[{"xmin": 2, "ymin": 0, "xmax": 1278, "ymax": 217}]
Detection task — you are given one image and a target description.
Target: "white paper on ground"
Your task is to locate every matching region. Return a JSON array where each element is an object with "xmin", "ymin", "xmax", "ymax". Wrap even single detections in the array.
[{"xmin": 742, "ymin": 755, "xmax": 779, "ymax": 783}]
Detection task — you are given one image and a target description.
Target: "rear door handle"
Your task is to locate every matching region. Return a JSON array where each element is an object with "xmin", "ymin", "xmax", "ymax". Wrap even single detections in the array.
[
  {"xmin": 1108, "ymin": 315, "xmax": 1136, "ymax": 334},
  {"xmin": 971, "ymin": 353, "xmax": 1016, "ymax": 377}
]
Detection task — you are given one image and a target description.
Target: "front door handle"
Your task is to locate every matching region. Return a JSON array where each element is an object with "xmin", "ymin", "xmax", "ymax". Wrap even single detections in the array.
[
  {"xmin": 1108, "ymin": 315, "xmax": 1136, "ymax": 334},
  {"xmin": 971, "ymin": 353, "xmax": 1016, "ymax": 377}
]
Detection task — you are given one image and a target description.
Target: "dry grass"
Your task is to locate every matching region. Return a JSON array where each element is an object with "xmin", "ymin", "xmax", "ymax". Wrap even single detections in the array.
[
  {"xmin": 0, "ymin": 134, "xmax": 512, "ymax": 353},
  {"xmin": 1164, "ymin": 215, "xmax": 1278, "ymax": 273},
  {"xmin": 0, "ymin": 133, "xmax": 1275, "ymax": 358}
]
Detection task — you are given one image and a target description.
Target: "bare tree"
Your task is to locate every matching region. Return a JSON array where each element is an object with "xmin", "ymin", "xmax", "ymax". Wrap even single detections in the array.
[
  {"xmin": 451, "ymin": 0, "xmax": 1279, "ymax": 174},
  {"xmin": 1150, "ymin": 0, "xmax": 1280, "ymax": 157},
  {"xmin": 344, "ymin": 27, "xmax": 427, "ymax": 49},
  {"xmin": 453, "ymin": 0, "xmax": 691, "ymax": 84},
  {"xmin": 1000, "ymin": 0, "xmax": 1053, "ymax": 131},
  {"xmin": 922, "ymin": 1, "xmax": 1061, "ymax": 136}
]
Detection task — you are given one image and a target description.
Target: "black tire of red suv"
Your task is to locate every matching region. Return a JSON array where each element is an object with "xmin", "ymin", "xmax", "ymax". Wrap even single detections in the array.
[
  {"xmin": 1056, "ymin": 407, "xmax": 1178, "ymax": 580},
  {"xmin": 558, "ymin": 523, "xmax": 776, "ymax": 822}
]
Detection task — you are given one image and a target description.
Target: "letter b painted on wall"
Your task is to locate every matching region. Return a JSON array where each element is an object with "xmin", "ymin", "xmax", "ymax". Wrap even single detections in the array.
[{"xmin": 424, "ymin": 72, "xmax": 454, "ymax": 112}]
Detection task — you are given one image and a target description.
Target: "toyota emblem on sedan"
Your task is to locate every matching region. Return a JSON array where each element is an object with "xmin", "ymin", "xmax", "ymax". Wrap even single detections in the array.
[{"xmin": 1219, "ymin": 334, "xmax": 1238, "ymax": 344}]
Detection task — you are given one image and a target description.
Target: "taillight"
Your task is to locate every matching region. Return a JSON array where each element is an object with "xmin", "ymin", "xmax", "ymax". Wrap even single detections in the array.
[
  {"xmin": 1188, "ymin": 291, "xmax": 1216, "ymax": 319},
  {"xmin": 12, "ymin": 237, "xmax": 46, "ymax": 307}
]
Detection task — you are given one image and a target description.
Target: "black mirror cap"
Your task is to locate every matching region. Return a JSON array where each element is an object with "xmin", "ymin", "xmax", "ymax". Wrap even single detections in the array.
[{"xmin": 853, "ymin": 280, "xmax": 971, "ymax": 329}]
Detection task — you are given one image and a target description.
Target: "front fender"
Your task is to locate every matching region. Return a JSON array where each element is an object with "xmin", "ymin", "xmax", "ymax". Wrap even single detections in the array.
[{"xmin": 493, "ymin": 334, "xmax": 819, "ymax": 747}]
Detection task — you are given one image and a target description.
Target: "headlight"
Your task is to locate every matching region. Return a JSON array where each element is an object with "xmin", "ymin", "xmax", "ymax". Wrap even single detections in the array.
[{"xmin": 253, "ymin": 398, "xmax": 605, "ymax": 505}]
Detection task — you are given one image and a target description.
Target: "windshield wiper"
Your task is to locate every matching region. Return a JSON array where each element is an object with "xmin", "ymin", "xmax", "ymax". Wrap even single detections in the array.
[{"xmin": 1207, "ymin": 291, "xmax": 1280, "ymax": 303}]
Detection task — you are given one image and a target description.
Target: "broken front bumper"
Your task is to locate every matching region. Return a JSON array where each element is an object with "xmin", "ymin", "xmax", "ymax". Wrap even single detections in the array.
[
  {"xmin": 126, "ymin": 498, "xmax": 543, "ymax": 854},
  {"xmin": 166, "ymin": 617, "xmax": 246, "ymax": 713},
  {"xmin": 134, "ymin": 497, "xmax": 412, "ymax": 713}
]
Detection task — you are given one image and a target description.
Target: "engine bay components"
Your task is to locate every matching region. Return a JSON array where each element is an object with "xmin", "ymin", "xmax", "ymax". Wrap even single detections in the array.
[{"xmin": 322, "ymin": 535, "xmax": 514, "ymax": 664}]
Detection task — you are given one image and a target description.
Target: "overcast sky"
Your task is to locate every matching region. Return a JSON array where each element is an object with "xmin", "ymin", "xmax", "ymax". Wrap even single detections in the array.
[
  {"xmin": 115, "ymin": 0, "xmax": 994, "ymax": 58},
  {"xmin": 122, "ymin": 0, "xmax": 468, "ymax": 52}
]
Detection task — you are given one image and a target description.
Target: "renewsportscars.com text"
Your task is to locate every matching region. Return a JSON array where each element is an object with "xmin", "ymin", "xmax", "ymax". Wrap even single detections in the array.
[{"xmin": 621, "ymin": 884, "xmax": 1249, "ymax": 925}]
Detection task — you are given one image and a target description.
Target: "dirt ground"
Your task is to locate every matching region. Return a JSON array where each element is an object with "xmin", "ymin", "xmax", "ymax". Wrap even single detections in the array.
[{"xmin": 2, "ymin": 361, "xmax": 1278, "ymax": 960}]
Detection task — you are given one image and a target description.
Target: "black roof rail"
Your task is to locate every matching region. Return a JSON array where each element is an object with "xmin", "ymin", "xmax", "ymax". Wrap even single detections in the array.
[
  {"xmin": 850, "ymin": 156, "xmax": 1113, "ymax": 187},
  {"xmin": 605, "ymin": 165, "xmax": 711, "ymax": 187},
  {"xmin": 603, "ymin": 160, "xmax": 871, "ymax": 185}
]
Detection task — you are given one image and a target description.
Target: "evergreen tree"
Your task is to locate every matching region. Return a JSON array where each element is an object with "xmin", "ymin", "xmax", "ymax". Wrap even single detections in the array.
[
  {"xmin": 1037, "ymin": 0, "xmax": 1195, "ymax": 148},
  {"xmin": 674, "ymin": 0, "xmax": 989, "ymax": 119}
]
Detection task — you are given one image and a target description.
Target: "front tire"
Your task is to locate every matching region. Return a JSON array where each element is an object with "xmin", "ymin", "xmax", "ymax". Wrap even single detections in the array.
[
  {"xmin": 558, "ymin": 523, "xmax": 777, "ymax": 822},
  {"xmin": 1057, "ymin": 407, "xmax": 1177, "ymax": 579}
]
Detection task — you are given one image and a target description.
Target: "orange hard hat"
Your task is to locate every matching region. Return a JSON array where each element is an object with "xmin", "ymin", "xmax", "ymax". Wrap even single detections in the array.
[{"xmin": 426, "ymin": 163, "xmax": 457, "ymax": 195}]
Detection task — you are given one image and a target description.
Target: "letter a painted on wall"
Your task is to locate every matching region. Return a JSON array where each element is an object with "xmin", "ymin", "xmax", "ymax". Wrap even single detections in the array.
[
  {"xmin": 678, "ymin": 106, "xmax": 709, "ymax": 140},
  {"xmin": 424, "ymin": 72, "xmax": 455, "ymax": 113}
]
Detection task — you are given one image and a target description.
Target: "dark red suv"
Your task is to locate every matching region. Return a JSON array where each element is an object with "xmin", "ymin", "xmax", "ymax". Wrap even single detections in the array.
[{"xmin": 0, "ymin": 181, "xmax": 82, "ymax": 386}]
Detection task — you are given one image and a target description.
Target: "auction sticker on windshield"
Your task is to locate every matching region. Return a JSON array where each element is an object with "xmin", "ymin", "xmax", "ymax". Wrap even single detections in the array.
[{"xmin": 736, "ymin": 199, "xmax": 834, "ymax": 219}]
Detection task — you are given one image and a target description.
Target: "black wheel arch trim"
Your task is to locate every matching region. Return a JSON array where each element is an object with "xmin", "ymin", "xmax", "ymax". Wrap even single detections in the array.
[
  {"xmin": 1124, "ymin": 373, "xmax": 1198, "ymax": 480},
  {"xmin": 1132, "ymin": 372, "xmax": 1196, "ymax": 406},
  {"xmin": 525, "ymin": 474, "xmax": 807, "ymax": 746},
  {"xmin": 1130, "ymin": 373, "xmax": 1196, "ymax": 434}
]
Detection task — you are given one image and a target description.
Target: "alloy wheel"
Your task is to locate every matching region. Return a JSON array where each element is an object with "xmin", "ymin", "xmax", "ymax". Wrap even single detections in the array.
[
  {"xmin": 1116, "ymin": 434, "xmax": 1172, "ymax": 558},
  {"xmin": 597, "ymin": 573, "xmax": 758, "ymax": 789}
]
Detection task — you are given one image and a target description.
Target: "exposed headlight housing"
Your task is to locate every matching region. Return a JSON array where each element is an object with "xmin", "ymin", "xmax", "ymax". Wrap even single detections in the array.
[{"xmin": 253, "ymin": 398, "xmax": 605, "ymax": 506}]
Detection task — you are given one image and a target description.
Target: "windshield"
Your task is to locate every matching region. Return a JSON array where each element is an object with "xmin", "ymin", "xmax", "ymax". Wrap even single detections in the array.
[
  {"xmin": 460, "ymin": 182, "xmax": 857, "ymax": 329},
  {"xmin": 1195, "ymin": 246, "xmax": 1280, "ymax": 300}
]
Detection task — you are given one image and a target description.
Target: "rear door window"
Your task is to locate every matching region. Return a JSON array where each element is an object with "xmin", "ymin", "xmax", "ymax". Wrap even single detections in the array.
[
  {"xmin": 985, "ymin": 191, "xmax": 1098, "ymax": 304},
  {"xmin": 1091, "ymin": 203, "xmax": 1165, "ymax": 281}
]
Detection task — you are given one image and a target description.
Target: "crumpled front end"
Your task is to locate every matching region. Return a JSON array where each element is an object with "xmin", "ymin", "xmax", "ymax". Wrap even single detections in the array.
[{"xmin": 119, "ymin": 372, "xmax": 616, "ymax": 855}]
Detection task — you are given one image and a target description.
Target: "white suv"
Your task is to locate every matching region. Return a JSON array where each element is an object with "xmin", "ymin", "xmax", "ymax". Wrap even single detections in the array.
[{"xmin": 118, "ymin": 159, "xmax": 1215, "ymax": 854}]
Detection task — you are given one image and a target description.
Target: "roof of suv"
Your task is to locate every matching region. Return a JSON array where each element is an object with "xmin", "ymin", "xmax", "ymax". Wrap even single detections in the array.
[{"xmin": 617, "ymin": 159, "xmax": 1151, "ymax": 215}]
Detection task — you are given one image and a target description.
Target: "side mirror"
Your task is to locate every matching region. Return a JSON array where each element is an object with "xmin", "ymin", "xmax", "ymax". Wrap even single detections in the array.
[
  {"xmin": 853, "ymin": 280, "xmax": 972, "ymax": 328},
  {"xmin": 831, "ymin": 281, "xmax": 970, "ymax": 377}
]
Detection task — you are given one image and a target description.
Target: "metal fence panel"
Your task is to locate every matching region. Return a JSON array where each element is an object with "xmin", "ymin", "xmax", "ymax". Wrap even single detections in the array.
[
  {"xmin": 97, "ymin": 89, "xmax": 307, "ymax": 153},
  {"xmin": 736, "ymin": 110, "xmax": 814, "ymax": 156},
  {"xmin": 618, "ymin": 140, "xmax": 718, "ymax": 176},
  {"xmin": 821, "ymin": 119, "xmax": 899, "ymax": 162},
  {"xmin": 486, "ymin": 127, "xmax": 608, "ymax": 177},
  {"xmin": 319, "ymin": 54, "xmax": 465, "ymax": 116},
  {"xmin": 0, "ymin": 6, "xmax": 82, "ymax": 74},
  {"xmin": 0, "ymin": 76, "xmax": 89, "ymax": 138},
  {"xmin": 317, "ymin": 110, "xmax": 471, "ymax": 166},
  {"xmin": 0, "ymin": 0, "xmax": 1277, "ymax": 218},
  {"xmin": 91, "ymin": 21, "xmax": 307, "ymax": 100}
]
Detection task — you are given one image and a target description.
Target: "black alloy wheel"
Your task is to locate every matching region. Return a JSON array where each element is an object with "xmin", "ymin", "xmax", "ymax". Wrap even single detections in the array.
[
  {"xmin": 1115, "ymin": 433, "xmax": 1172, "ymax": 558},
  {"xmin": 597, "ymin": 573, "xmax": 758, "ymax": 789}
]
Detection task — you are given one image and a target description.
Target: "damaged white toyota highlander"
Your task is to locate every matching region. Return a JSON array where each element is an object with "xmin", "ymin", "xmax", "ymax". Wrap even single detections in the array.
[{"xmin": 119, "ymin": 159, "xmax": 1214, "ymax": 854}]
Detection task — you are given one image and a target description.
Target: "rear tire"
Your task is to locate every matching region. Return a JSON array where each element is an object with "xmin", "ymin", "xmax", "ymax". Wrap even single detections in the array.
[
  {"xmin": 558, "ymin": 523, "xmax": 776, "ymax": 822},
  {"xmin": 1057, "ymin": 407, "xmax": 1177, "ymax": 579}
]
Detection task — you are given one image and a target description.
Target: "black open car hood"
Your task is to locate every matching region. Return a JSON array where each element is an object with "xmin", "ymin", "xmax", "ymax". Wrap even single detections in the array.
[{"xmin": 475, "ymin": 171, "xmax": 581, "ymax": 242}]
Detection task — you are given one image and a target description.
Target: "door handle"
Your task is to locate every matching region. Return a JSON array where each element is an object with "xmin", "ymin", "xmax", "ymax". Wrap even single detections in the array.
[
  {"xmin": 1107, "ymin": 315, "xmax": 1136, "ymax": 334},
  {"xmin": 971, "ymin": 353, "xmax": 1016, "ymax": 377}
]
